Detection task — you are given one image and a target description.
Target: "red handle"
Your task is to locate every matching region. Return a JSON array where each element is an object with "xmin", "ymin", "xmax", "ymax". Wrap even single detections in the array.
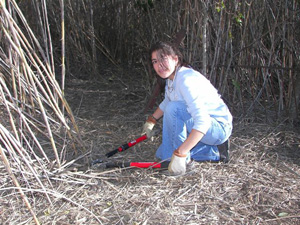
[
  {"xmin": 127, "ymin": 134, "xmax": 147, "ymax": 148},
  {"xmin": 104, "ymin": 161, "xmax": 170, "ymax": 168},
  {"xmin": 105, "ymin": 134, "xmax": 148, "ymax": 158},
  {"xmin": 132, "ymin": 161, "xmax": 169, "ymax": 168}
]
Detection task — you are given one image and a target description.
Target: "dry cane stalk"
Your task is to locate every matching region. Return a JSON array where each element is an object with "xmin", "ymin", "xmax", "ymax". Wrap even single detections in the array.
[
  {"xmin": 202, "ymin": 1, "xmax": 208, "ymax": 75},
  {"xmin": 41, "ymin": 0, "xmax": 55, "ymax": 76},
  {"xmin": 0, "ymin": 145, "xmax": 40, "ymax": 225},
  {"xmin": 60, "ymin": 0, "xmax": 66, "ymax": 112},
  {"xmin": 11, "ymin": 16, "xmax": 83, "ymax": 149},
  {"xmin": 0, "ymin": 123, "xmax": 53, "ymax": 203},
  {"xmin": 0, "ymin": 77, "xmax": 19, "ymax": 142},
  {"xmin": 3, "ymin": 1, "xmax": 84, "ymax": 152},
  {"xmin": 2, "ymin": 24, "xmax": 61, "ymax": 166},
  {"xmin": 11, "ymin": 19, "xmax": 70, "ymax": 128}
]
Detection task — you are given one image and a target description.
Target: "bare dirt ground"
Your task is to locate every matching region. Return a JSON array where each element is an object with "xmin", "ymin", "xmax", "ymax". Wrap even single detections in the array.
[{"xmin": 1, "ymin": 66, "xmax": 300, "ymax": 224}]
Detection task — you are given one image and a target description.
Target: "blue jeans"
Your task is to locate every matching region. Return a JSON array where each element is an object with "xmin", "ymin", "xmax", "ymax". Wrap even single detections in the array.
[{"xmin": 156, "ymin": 101, "xmax": 232, "ymax": 161}]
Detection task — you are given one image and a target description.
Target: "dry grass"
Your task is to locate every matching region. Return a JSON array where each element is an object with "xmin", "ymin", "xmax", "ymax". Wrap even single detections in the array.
[{"xmin": 1, "ymin": 67, "xmax": 299, "ymax": 224}]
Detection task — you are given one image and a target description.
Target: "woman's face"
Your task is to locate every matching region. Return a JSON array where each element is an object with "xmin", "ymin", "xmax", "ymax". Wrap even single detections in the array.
[{"xmin": 151, "ymin": 50, "xmax": 178, "ymax": 80}]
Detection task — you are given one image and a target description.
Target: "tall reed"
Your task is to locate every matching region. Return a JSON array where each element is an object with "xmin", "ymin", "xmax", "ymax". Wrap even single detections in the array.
[
  {"xmin": 41, "ymin": 0, "xmax": 299, "ymax": 121},
  {"xmin": 1, "ymin": 1, "xmax": 82, "ymax": 223}
]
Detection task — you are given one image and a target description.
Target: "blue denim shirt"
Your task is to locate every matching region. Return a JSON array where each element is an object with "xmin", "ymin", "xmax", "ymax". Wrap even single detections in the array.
[{"xmin": 159, "ymin": 66, "xmax": 232, "ymax": 134}]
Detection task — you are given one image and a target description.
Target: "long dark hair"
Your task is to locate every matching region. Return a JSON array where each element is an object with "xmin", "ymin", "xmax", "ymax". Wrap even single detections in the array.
[
  {"xmin": 149, "ymin": 41, "xmax": 190, "ymax": 92},
  {"xmin": 149, "ymin": 41, "xmax": 186, "ymax": 67}
]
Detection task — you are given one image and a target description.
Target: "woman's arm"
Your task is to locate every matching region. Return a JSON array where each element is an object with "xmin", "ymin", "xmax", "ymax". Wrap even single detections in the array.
[
  {"xmin": 152, "ymin": 107, "xmax": 164, "ymax": 121},
  {"xmin": 177, "ymin": 129, "xmax": 204, "ymax": 155},
  {"xmin": 168, "ymin": 129, "xmax": 204, "ymax": 175}
]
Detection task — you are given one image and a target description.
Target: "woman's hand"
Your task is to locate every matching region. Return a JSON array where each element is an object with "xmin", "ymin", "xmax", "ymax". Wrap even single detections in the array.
[
  {"xmin": 142, "ymin": 115, "xmax": 157, "ymax": 138},
  {"xmin": 142, "ymin": 108, "xmax": 164, "ymax": 138},
  {"xmin": 168, "ymin": 149, "xmax": 187, "ymax": 175}
]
